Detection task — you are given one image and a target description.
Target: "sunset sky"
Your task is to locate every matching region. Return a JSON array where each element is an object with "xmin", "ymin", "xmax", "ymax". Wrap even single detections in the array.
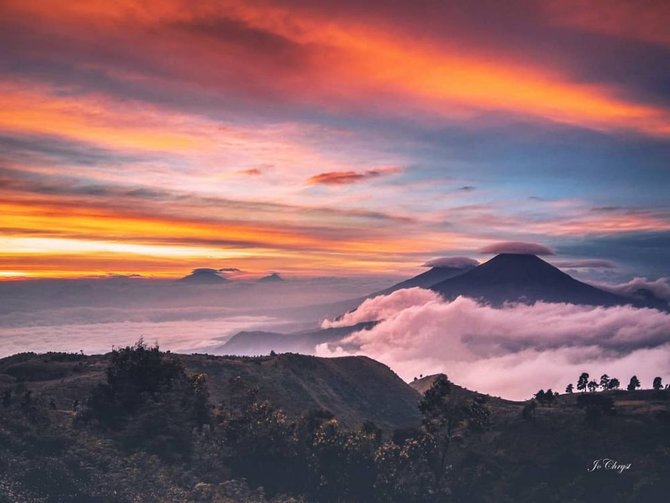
[{"xmin": 1, "ymin": 0, "xmax": 669, "ymax": 279}]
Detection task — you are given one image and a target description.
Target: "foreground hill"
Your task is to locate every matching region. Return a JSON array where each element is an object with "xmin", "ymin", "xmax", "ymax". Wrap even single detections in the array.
[
  {"xmin": 0, "ymin": 350, "xmax": 421, "ymax": 431},
  {"xmin": 431, "ymin": 253, "xmax": 630, "ymax": 306},
  {"xmin": 410, "ymin": 373, "xmax": 520, "ymax": 407},
  {"xmin": 1, "ymin": 347, "xmax": 669, "ymax": 502}
]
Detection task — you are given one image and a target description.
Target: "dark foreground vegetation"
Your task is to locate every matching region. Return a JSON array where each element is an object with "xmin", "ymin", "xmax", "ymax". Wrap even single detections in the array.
[{"xmin": 1, "ymin": 343, "xmax": 670, "ymax": 502}]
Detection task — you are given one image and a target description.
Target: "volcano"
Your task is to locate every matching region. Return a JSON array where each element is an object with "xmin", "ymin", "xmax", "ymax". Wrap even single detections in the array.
[
  {"xmin": 430, "ymin": 253, "xmax": 629, "ymax": 306},
  {"xmin": 375, "ymin": 263, "xmax": 476, "ymax": 295}
]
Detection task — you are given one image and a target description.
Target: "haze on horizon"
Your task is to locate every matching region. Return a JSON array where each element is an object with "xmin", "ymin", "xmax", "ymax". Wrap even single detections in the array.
[{"xmin": 0, "ymin": 0, "xmax": 669, "ymax": 281}]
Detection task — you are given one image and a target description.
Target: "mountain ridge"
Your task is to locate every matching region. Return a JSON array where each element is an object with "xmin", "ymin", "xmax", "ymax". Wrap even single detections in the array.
[{"xmin": 430, "ymin": 253, "xmax": 631, "ymax": 306}]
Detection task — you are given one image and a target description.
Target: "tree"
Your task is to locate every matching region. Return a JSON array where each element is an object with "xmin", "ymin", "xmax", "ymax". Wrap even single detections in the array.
[
  {"xmin": 627, "ymin": 375, "xmax": 641, "ymax": 391},
  {"xmin": 577, "ymin": 394, "xmax": 615, "ymax": 428},
  {"xmin": 80, "ymin": 339, "xmax": 210, "ymax": 461},
  {"xmin": 417, "ymin": 374, "xmax": 490, "ymax": 496},
  {"xmin": 224, "ymin": 398, "xmax": 300, "ymax": 496},
  {"xmin": 607, "ymin": 378, "xmax": 620, "ymax": 390},
  {"xmin": 577, "ymin": 372, "xmax": 589, "ymax": 392},
  {"xmin": 587, "ymin": 380, "xmax": 598, "ymax": 393},
  {"xmin": 534, "ymin": 389, "xmax": 546, "ymax": 403},
  {"xmin": 565, "ymin": 383, "xmax": 573, "ymax": 394},
  {"xmin": 599, "ymin": 374, "xmax": 610, "ymax": 390},
  {"xmin": 653, "ymin": 377, "xmax": 663, "ymax": 391}
]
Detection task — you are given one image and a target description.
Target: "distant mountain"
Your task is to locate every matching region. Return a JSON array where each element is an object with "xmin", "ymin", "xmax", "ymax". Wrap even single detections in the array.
[
  {"xmin": 177, "ymin": 268, "xmax": 227, "ymax": 284},
  {"xmin": 430, "ymin": 253, "xmax": 630, "ymax": 306},
  {"xmin": 219, "ymin": 321, "xmax": 377, "ymax": 356},
  {"xmin": 258, "ymin": 272, "xmax": 284, "ymax": 282},
  {"xmin": 374, "ymin": 264, "xmax": 476, "ymax": 296}
]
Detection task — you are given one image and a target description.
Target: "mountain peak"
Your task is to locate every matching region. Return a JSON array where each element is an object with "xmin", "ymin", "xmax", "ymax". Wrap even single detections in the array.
[
  {"xmin": 177, "ymin": 268, "xmax": 227, "ymax": 284},
  {"xmin": 430, "ymin": 253, "xmax": 627, "ymax": 306},
  {"xmin": 259, "ymin": 272, "xmax": 284, "ymax": 282}
]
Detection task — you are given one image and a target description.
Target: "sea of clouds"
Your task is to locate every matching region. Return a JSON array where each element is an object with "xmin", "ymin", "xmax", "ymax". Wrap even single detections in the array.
[
  {"xmin": 317, "ymin": 288, "xmax": 670, "ymax": 400},
  {"xmin": 0, "ymin": 275, "xmax": 395, "ymax": 357}
]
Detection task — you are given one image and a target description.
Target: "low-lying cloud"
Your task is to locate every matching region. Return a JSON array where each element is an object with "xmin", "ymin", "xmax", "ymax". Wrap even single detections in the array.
[
  {"xmin": 597, "ymin": 277, "xmax": 670, "ymax": 302},
  {"xmin": 321, "ymin": 288, "xmax": 439, "ymax": 329},
  {"xmin": 317, "ymin": 289, "xmax": 670, "ymax": 400},
  {"xmin": 553, "ymin": 259, "xmax": 616, "ymax": 269}
]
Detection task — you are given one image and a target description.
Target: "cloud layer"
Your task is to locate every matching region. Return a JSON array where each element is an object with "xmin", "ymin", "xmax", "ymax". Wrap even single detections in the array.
[{"xmin": 318, "ymin": 288, "xmax": 670, "ymax": 399}]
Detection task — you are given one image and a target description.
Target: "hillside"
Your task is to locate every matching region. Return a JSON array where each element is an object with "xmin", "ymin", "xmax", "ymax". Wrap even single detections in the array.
[
  {"xmin": 0, "ymin": 350, "xmax": 421, "ymax": 431},
  {"xmin": 1, "ymin": 349, "xmax": 669, "ymax": 502},
  {"xmin": 410, "ymin": 373, "xmax": 520, "ymax": 407}
]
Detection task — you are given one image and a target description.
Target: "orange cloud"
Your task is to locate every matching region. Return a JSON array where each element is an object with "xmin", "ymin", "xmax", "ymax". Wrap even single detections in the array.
[
  {"xmin": 0, "ymin": 84, "xmax": 204, "ymax": 153},
  {"xmin": 0, "ymin": 194, "xmax": 480, "ymax": 278},
  {"xmin": 4, "ymin": 0, "xmax": 670, "ymax": 137},
  {"xmin": 544, "ymin": 1, "xmax": 670, "ymax": 47},
  {"xmin": 307, "ymin": 167, "xmax": 401, "ymax": 186},
  {"xmin": 219, "ymin": 1, "xmax": 670, "ymax": 136}
]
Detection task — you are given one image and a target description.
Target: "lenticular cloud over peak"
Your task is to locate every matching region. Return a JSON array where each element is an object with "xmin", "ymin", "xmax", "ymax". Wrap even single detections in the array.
[
  {"xmin": 480, "ymin": 241, "xmax": 555, "ymax": 256},
  {"xmin": 317, "ymin": 288, "xmax": 670, "ymax": 400},
  {"xmin": 422, "ymin": 257, "xmax": 480, "ymax": 268}
]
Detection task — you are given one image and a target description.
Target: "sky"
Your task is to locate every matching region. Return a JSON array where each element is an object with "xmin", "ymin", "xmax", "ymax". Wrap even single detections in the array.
[{"xmin": 1, "ymin": 0, "xmax": 670, "ymax": 280}]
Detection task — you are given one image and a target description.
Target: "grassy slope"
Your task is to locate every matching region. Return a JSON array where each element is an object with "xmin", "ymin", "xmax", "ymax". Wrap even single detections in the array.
[{"xmin": 0, "ymin": 352, "xmax": 422, "ymax": 431}]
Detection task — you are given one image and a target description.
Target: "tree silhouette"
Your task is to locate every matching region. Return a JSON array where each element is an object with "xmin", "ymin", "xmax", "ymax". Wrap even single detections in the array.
[
  {"xmin": 607, "ymin": 378, "xmax": 620, "ymax": 390},
  {"xmin": 565, "ymin": 383, "xmax": 573, "ymax": 394},
  {"xmin": 418, "ymin": 374, "xmax": 490, "ymax": 495},
  {"xmin": 653, "ymin": 377, "xmax": 663, "ymax": 391},
  {"xmin": 599, "ymin": 374, "xmax": 610, "ymax": 390},
  {"xmin": 545, "ymin": 389, "xmax": 556, "ymax": 405},
  {"xmin": 577, "ymin": 372, "xmax": 589, "ymax": 392},
  {"xmin": 627, "ymin": 375, "xmax": 641, "ymax": 391},
  {"xmin": 587, "ymin": 380, "xmax": 598, "ymax": 393}
]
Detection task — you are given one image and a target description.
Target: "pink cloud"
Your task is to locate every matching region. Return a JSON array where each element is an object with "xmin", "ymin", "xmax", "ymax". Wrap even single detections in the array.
[
  {"xmin": 422, "ymin": 257, "xmax": 479, "ymax": 268},
  {"xmin": 321, "ymin": 287, "xmax": 439, "ymax": 328},
  {"xmin": 597, "ymin": 277, "xmax": 670, "ymax": 302},
  {"xmin": 480, "ymin": 241, "xmax": 555, "ymax": 255},
  {"xmin": 317, "ymin": 289, "xmax": 670, "ymax": 399},
  {"xmin": 307, "ymin": 166, "xmax": 402, "ymax": 186}
]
